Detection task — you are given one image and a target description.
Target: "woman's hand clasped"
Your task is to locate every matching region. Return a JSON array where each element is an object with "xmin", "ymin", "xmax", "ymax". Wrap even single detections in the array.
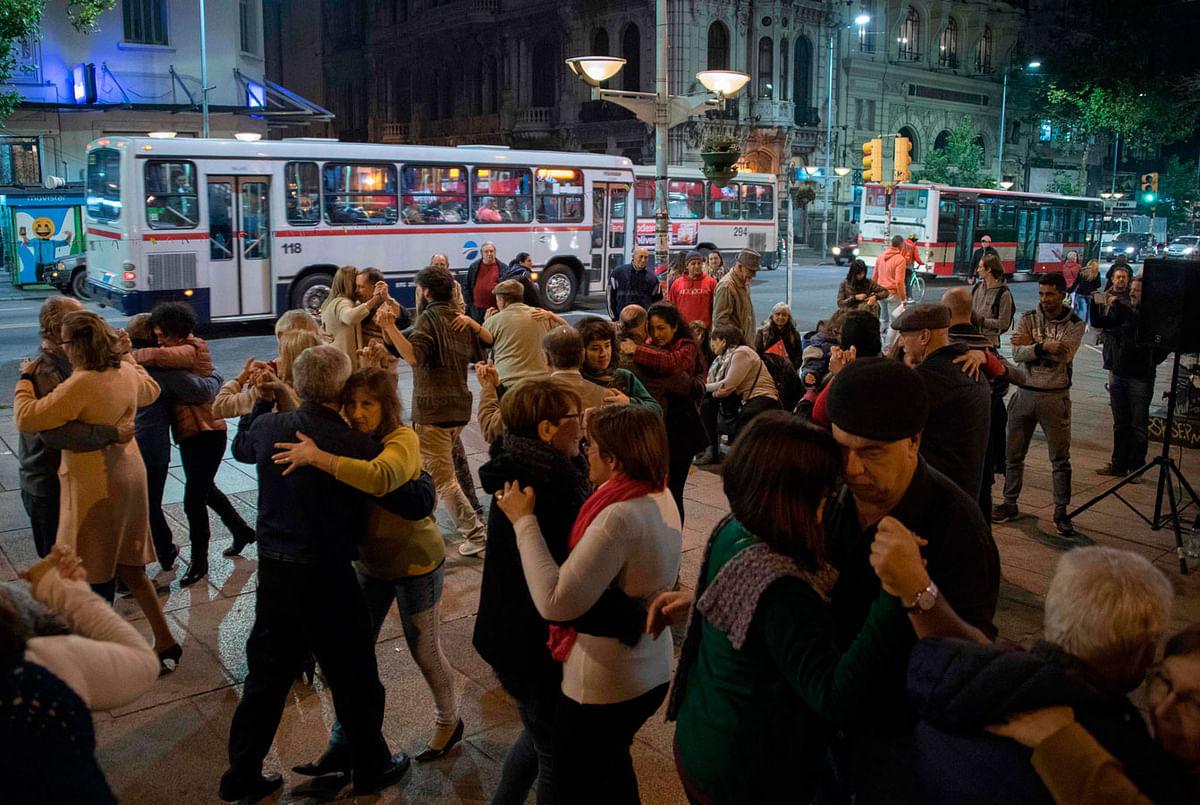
[
  {"xmin": 272, "ymin": 431, "xmax": 321, "ymax": 475},
  {"xmin": 495, "ymin": 480, "xmax": 536, "ymax": 522},
  {"xmin": 21, "ymin": 544, "xmax": 87, "ymax": 587},
  {"xmin": 868, "ymin": 516, "xmax": 931, "ymax": 602}
]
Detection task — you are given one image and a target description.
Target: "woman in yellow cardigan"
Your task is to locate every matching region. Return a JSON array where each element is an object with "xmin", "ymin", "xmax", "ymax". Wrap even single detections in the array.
[{"xmin": 272, "ymin": 368, "xmax": 463, "ymax": 770}]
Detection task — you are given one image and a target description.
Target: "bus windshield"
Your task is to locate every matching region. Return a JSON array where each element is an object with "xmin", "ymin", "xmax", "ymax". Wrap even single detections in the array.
[{"xmin": 86, "ymin": 148, "xmax": 121, "ymax": 222}]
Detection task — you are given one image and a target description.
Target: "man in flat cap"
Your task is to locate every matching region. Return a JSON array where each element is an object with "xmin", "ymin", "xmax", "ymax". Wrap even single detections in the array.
[
  {"xmin": 455, "ymin": 278, "xmax": 562, "ymax": 388},
  {"xmin": 892, "ymin": 302, "xmax": 991, "ymax": 504},
  {"xmin": 820, "ymin": 357, "xmax": 999, "ymax": 802},
  {"xmin": 712, "ymin": 248, "xmax": 759, "ymax": 344}
]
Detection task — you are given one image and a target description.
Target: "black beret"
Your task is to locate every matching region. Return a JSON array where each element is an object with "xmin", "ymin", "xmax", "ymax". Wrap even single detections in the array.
[
  {"xmin": 891, "ymin": 302, "xmax": 950, "ymax": 332},
  {"xmin": 827, "ymin": 357, "xmax": 929, "ymax": 441}
]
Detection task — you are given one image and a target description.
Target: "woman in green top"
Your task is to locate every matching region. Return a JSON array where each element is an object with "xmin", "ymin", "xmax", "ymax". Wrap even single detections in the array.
[
  {"xmin": 272, "ymin": 368, "xmax": 464, "ymax": 770},
  {"xmin": 653, "ymin": 412, "xmax": 984, "ymax": 803},
  {"xmin": 575, "ymin": 316, "xmax": 662, "ymax": 415}
]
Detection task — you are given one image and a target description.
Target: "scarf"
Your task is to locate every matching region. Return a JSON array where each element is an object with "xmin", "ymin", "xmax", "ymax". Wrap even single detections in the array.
[
  {"xmin": 546, "ymin": 471, "xmax": 664, "ymax": 661},
  {"xmin": 581, "ymin": 360, "xmax": 618, "ymax": 388}
]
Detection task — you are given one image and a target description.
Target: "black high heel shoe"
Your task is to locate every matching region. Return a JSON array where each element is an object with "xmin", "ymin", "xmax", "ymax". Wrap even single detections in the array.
[
  {"xmin": 415, "ymin": 719, "xmax": 464, "ymax": 762},
  {"xmin": 158, "ymin": 643, "xmax": 182, "ymax": 675}
]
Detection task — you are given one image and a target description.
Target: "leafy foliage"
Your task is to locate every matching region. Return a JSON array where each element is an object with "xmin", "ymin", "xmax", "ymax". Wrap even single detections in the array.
[
  {"xmin": 701, "ymin": 133, "xmax": 738, "ymax": 153},
  {"xmin": 1048, "ymin": 170, "xmax": 1080, "ymax": 196},
  {"xmin": 789, "ymin": 183, "xmax": 816, "ymax": 207},
  {"xmin": 1043, "ymin": 82, "xmax": 1194, "ymax": 151},
  {"xmin": 0, "ymin": 0, "xmax": 113, "ymax": 122},
  {"xmin": 1155, "ymin": 155, "xmax": 1200, "ymax": 230},
  {"xmin": 912, "ymin": 116, "xmax": 994, "ymax": 189}
]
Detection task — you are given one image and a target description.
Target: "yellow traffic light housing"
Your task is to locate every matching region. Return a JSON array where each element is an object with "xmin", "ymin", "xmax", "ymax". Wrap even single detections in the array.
[
  {"xmin": 894, "ymin": 137, "xmax": 913, "ymax": 183},
  {"xmin": 1141, "ymin": 172, "xmax": 1159, "ymax": 194},
  {"xmin": 862, "ymin": 138, "xmax": 883, "ymax": 183}
]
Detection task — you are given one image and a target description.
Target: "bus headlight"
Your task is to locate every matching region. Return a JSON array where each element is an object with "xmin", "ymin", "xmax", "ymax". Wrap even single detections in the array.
[
  {"xmin": 832, "ymin": 246, "xmax": 842, "ymax": 255},
  {"xmin": 852, "ymin": 248, "xmax": 860, "ymax": 256}
]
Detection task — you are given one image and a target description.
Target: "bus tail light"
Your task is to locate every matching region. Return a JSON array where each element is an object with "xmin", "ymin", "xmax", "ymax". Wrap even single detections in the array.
[
  {"xmin": 530, "ymin": 272, "xmax": 539, "ymax": 281},
  {"xmin": 122, "ymin": 272, "xmax": 136, "ymax": 281},
  {"xmin": 122, "ymin": 261, "xmax": 136, "ymax": 288},
  {"xmin": 184, "ymin": 289, "xmax": 194, "ymax": 297}
]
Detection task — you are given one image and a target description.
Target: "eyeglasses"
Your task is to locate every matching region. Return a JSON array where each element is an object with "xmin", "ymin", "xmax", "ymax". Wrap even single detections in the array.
[
  {"xmin": 560, "ymin": 411, "xmax": 584, "ymax": 423},
  {"xmin": 1148, "ymin": 666, "xmax": 1200, "ymax": 713}
]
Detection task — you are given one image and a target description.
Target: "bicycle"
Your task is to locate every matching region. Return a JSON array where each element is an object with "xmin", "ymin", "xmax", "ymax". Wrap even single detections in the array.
[{"xmin": 907, "ymin": 269, "xmax": 926, "ymax": 303}]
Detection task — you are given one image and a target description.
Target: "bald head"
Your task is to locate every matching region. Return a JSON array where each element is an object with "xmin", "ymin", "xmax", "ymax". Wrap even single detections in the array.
[
  {"xmin": 544, "ymin": 325, "xmax": 585, "ymax": 370},
  {"xmin": 619, "ymin": 304, "xmax": 647, "ymax": 340},
  {"xmin": 942, "ymin": 287, "xmax": 974, "ymax": 325}
]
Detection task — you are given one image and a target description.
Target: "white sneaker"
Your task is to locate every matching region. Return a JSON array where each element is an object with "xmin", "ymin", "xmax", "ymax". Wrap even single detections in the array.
[{"xmin": 458, "ymin": 539, "xmax": 486, "ymax": 557}]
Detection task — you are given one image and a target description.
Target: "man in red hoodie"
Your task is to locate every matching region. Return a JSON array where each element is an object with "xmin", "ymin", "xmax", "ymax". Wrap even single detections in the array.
[
  {"xmin": 873, "ymin": 235, "xmax": 908, "ymax": 336},
  {"xmin": 667, "ymin": 249, "xmax": 718, "ymax": 327}
]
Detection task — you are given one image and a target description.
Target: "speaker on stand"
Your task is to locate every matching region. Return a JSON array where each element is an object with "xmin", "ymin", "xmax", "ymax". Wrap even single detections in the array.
[{"xmin": 1067, "ymin": 258, "xmax": 1200, "ymax": 573}]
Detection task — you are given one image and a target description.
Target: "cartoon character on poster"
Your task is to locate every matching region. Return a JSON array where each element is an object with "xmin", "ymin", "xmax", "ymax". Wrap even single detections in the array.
[{"xmin": 16, "ymin": 209, "xmax": 73, "ymax": 282}]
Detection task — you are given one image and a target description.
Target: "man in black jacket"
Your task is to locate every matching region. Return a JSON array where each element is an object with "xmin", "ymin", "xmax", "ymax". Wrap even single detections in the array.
[
  {"xmin": 464, "ymin": 242, "xmax": 537, "ymax": 321},
  {"xmin": 1092, "ymin": 276, "xmax": 1166, "ymax": 477},
  {"xmin": 220, "ymin": 345, "xmax": 410, "ymax": 802}
]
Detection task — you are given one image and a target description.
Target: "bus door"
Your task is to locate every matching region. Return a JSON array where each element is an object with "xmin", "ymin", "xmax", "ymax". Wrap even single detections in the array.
[
  {"xmin": 953, "ymin": 204, "xmax": 977, "ymax": 274},
  {"xmin": 590, "ymin": 183, "xmax": 628, "ymax": 292},
  {"xmin": 1016, "ymin": 206, "xmax": 1038, "ymax": 272},
  {"xmin": 206, "ymin": 175, "xmax": 272, "ymax": 318}
]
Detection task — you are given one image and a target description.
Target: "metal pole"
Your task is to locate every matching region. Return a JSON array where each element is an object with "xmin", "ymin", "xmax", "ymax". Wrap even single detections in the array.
[
  {"xmin": 996, "ymin": 69, "xmax": 1007, "ymax": 186},
  {"xmin": 787, "ymin": 195, "xmax": 794, "ymax": 307},
  {"xmin": 822, "ymin": 32, "xmax": 834, "ymax": 258},
  {"xmin": 653, "ymin": 0, "xmax": 669, "ymax": 274},
  {"xmin": 1110, "ymin": 133, "xmax": 1119, "ymax": 196},
  {"xmin": 200, "ymin": 0, "xmax": 210, "ymax": 137}
]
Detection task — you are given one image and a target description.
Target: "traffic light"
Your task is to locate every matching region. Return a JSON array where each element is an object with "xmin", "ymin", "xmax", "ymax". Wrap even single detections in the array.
[
  {"xmin": 894, "ymin": 137, "xmax": 913, "ymax": 183},
  {"xmin": 1141, "ymin": 172, "xmax": 1159, "ymax": 205},
  {"xmin": 862, "ymin": 138, "xmax": 883, "ymax": 183}
]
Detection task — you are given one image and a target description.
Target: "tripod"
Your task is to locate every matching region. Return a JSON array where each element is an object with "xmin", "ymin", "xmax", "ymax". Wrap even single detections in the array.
[{"xmin": 1068, "ymin": 352, "xmax": 1200, "ymax": 574}]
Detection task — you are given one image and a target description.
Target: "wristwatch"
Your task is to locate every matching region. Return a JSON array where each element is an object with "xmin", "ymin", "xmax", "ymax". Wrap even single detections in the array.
[
  {"xmin": 902, "ymin": 580, "xmax": 939, "ymax": 613},
  {"xmin": 19, "ymin": 372, "xmax": 36, "ymax": 384}
]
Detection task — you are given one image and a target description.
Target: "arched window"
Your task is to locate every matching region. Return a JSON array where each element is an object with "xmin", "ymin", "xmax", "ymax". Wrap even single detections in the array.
[
  {"xmin": 531, "ymin": 40, "xmax": 556, "ymax": 106},
  {"xmin": 707, "ymin": 22, "xmax": 729, "ymax": 70},
  {"xmin": 975, "ymin": 26, "xmax": 993, "ymax": 72},
  {"xmin": 592, "ymin": 27, "xmax": 609, "ymax": 56},
  {"xmin": 898, "ymin": 7, "xmax": 919, "ymax": 61},
  {"xmin": 934, "ymin": 130, "xmax": 950, "ymax": 151},
  {"xmin": 974, "ymin": 134, "xmax": 986, "ymax": 161},
  {"xmin": 898, "ymin": 126, "xmax": 920, "ymax": 161},
  {"xmin": 758, "ymin": 36, "xmax": 773, "ymax": 99},
  {"xmin": 793, "ymin": 37, "xmax": 812, "ymax": 124},
  {"xmin": 938, "ymin": 18, "xmax": 958, "ymax": 68},
  {"xmin": 622, "ymin": 23, "xmax": 641, "ymax": 92},
  {"xmin": 779, "ymin": 38, "xmax": 788, "ymax": 99}
]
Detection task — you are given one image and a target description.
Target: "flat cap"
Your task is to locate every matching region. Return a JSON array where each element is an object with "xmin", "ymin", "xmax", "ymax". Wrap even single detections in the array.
[
  {"xmin": 891, "ymin": 302, "xmax": 950, "ymax": 332},
  {"xmin": 827, "ymin": 357, "xmax": 929, "ymax": 441},
  {"xmin": 736, "ymin": 249, "xmax": 761, "ymax": 271},
  {"xmin": 493, "ymin": 278, "xmax": 526, "ymax": 299}
]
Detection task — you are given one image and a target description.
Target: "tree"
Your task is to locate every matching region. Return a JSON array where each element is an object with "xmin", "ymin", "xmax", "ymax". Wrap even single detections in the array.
[
  {"xmin": 912, "ymin": 116, "xmax": 994, "ymax": 189},
  {"xmin": 1044, "ymin": 82, "xmax": 1193, "ymax": 152},
  {"xmin": 1048, "ymin": 170, "xmax": 1080, "ymax": 196},
  {"xmin": 0, "ymin": 1, "xmax": 114, "ymax": 122},
  {"xmin": 1155, "ymin": 155, "xmax": 1200, "ymax": 232}
]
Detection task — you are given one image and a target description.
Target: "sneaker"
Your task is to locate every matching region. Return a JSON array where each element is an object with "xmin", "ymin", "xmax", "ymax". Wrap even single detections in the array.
[
  {"xmin": 458, "ymin": 538, "xmax": 486, "ymax": 557},
  {"xmin": 1095, "ymin": 463, "xmax": 1125, "ymax": 477},
  {"xmin": 991, "ymin": 503, "xmax": 1019, "ymax": 524},
  {"xmin": 1055, "ymin": 515, "xmax": 1076, "ymax": 537}
]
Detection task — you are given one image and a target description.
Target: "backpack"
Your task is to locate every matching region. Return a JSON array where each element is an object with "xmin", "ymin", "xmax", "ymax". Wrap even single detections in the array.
[{"xmin": 761, "ymin": 353, "xmax": 804, "ymax": 413}]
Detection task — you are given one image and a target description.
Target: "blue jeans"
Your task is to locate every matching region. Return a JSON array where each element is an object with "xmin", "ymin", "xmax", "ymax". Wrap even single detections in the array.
[
  {"xmin": 492, "ymin": 680, "xmax": 560, "ymax": 805},
  {"xmin": 1110, "ymin": 374, "xmax": 1154, "ymax": 472},
  {"xmin": 329, "ymin": 562, "xmax": 457, "ymax": 747}
]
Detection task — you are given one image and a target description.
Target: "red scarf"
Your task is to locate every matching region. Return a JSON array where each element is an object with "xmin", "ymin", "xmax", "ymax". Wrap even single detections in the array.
[{"xmin": 546, "ymin": 472, "xmax": 664, "ymax": 661}]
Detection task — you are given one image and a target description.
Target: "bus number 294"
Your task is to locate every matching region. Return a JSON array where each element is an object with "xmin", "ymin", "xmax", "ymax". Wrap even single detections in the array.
[
  {"xmin": 282, "ymin": 242, "xmax": 303, "ymax": 255},
  {"xmin": 732, "ymin": 227, "xmax": 748, "ymax": 237}
]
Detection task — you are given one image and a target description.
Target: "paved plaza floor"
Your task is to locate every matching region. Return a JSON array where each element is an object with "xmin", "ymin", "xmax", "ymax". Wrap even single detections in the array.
[{"xmin": 2, "ymin": 340, "xmax": 1199, "ymax": 804}]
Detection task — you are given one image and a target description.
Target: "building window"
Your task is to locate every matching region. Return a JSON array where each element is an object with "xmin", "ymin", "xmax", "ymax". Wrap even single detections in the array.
[
  {"xmin": 793, "ymin": 37, "xmax": 812, "ymax": 125},
  {"xmin": 855, "ymin": 99, "xmax": 876, "ymax": 131},
  {"xmin": 975, "ymin": 26, "xmax": 993, "ymax": 73},
  {"xmin": 858, "ymin": 13, "xmax": 874, "ymax": 53},
  {"xmin": 934, "ymin": 130, "xmax": 950, "ymax": 150},
  {"xmin": 531, "ymin": 40, "xmax": 557, "ymax": 106},
  {"xmin": 938, "ymin": 18, "xmax": 958, "ymax": 68},
  {"xmin": 0, "ymin": 137, "xmax": 40, "ymax": 186},
  {"xmin": 707, "ymin": 22, "xmax": 729, "ymax": 70},
  {"xmin": 898, "ymin": 7, "xmax": 919, "ymax": 61},
  {"xmin": 592, "ymin": 27, "xmax": 609, "ymax": 55},
  {"xmin": 898, "ymin": 126, "xmax": 919, "ymax": 160},
  {"xmin": 779, "ymin": 38, "xmax": 788, "ymax": 100},
  {"xmin": 240, "ymin": 0, "xmax": 259, "ymax": 55},
  {"xmin": 123, "ymin": 0, "xmax": 167, "ymax": 46},
  {"xmin": 621, "ymin": 24, "xmax": 641, "ymax": 92},
  {"xmin": 757, "ymin": 37, "xmax": 773, "ymax": 99}
]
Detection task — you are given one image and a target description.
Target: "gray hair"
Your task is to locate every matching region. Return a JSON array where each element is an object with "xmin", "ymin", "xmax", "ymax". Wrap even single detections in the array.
[
  {"xmin": 1044, "ymin": 546, "xmax": 1174, "ymax": 665},
  {"xmin": 275, "ymin": 309, "xmax": 319, "ymax": 338},
  {"xmin": 291, "ymin": 345, "xmax": 350, "ymax": 405}
]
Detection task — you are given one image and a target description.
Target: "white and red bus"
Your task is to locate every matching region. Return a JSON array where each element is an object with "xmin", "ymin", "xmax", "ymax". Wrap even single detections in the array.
[
  {"xmin": 83, "ymin": 137, "xmax": 637, "ymax": 320},
  {"xmin": 856, "ymin": 183, "xmax": 1104, "ymax": 276},
  {"xmin": 630, "ymin": 166, "xmax": 778, "ymax": 268}
]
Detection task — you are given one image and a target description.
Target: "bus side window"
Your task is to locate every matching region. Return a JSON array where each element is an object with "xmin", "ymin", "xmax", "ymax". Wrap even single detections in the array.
[
  {"xmin": 472, "ymin": 167, "xmax": 532, "ymax": 224},
  {"xmin": 323, "ymin": 163, "xmax": 398, "ymax": 225},
  {"xmin": 708, "ymin": 182, "xmax": 739, "ymax": 219},
  {"xmin": 668, "ymin": 180, "xmax": 703, "ymax": 219},
  {"xmin": 401, "ymin": 164, "xmax": 467, "ymax": 224},
  {"xmin": 741, "ymin": 183, "xmax": 773, "ymax": 220},
  {"xmin": 634, "ymin": 178, "xmax": 655, "ymax": 218},
  {"xmin": 937, "ymin": 199, "xmax": 958, "ymax": 242},
  {"xmin": 145, "ymin": 160, "xmax": 198, "ymax": 229},
  {"xmin": 535, "ymin": 168, "xmax": 584, "ymax": 223},
  {"xmin": 285, "ymin": 162, "xmax": 321, "ymax": 225}
]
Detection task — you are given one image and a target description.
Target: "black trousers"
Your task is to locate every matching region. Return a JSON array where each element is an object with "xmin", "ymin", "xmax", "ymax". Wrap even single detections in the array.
[
  {"xmin": 554, "ymin": 683, "xmax": 669, "ymax": 805},
  {"xmin": 223, "ymin": 557, "xmax": 390, "ymax": 786},
  {"xmin": 179, "ymin": 430, "xmax": 250, "ymax": 562},
  {"xmin": 21, "ymin": 488, "xmax": 58, "ymax": 558},
  {"xmin": 145, "ymin": 464, "xmax": 177, "ymax": 567}
]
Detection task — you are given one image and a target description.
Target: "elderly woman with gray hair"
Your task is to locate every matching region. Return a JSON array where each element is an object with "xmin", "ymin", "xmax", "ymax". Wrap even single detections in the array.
[{"xmin": 908, "ymin": 545, "xmax": 1191, "ymax": 805}]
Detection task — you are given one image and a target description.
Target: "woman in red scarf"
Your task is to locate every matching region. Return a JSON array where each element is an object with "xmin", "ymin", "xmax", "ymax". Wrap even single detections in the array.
[{"xmin": 496, "ymin": 404, "xmax": 682, "ymax": 805}]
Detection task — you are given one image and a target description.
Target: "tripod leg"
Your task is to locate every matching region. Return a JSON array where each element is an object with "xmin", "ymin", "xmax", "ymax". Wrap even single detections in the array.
[
  {"xmin": 1164, "ymin": 468, "xmax": 1188, "ymax": 574},
  {"xmin": 1068, "ymin": 458, "xmax": 1157, "ymax": 522}
]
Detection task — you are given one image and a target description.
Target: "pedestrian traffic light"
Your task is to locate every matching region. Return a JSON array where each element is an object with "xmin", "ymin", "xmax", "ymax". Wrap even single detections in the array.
[
  {"xmin": 893, "ymin": 137, "xmax": 913, "ymax": 183},
  {"xmin": 862, "ymin": 138, "xmax": 883, "ymax": 183}
]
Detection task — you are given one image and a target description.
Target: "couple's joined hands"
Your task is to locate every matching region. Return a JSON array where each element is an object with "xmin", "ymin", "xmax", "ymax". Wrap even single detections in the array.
[{"xmin": 21, "ymin": 544, "xmax": 87, "ymax": 587}]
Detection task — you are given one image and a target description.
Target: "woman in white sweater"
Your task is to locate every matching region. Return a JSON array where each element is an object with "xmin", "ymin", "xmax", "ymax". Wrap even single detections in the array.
[
  {"xmin": 496, "ymin": 404, "xmax": 682, "ymax": 805},
  {"xmin": 708, "ymin": 323, "xmax": 780, "ymax": 433}
]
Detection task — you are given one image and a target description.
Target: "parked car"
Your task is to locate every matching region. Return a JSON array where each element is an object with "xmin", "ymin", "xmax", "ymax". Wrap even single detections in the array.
[
  {"xmin": 46, "ymin": 255, "xmax": 91, "ymax": 298},
  {"xmin": 1103, "ymin": 232, "xmax": 1152, "ymax": 262},
  {"xmin": 831, "ymin": 240, "xmax": 860, "ymax": 266},
  {"xmin": 1165, "ymin": 235, "xmax": 1200, "ymax": 259}
]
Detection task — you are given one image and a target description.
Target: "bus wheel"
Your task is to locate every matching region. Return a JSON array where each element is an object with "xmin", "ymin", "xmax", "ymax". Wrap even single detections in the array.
[
  {"xmin": 292, "ymin": 272, "xmax": 333, "ymax": 317},
  {"xmin": 70, "ymin": 269, "xmax": 92, "ymax": 300},
  {"xmin": 540, "ymin": 264, "xmax": 576, "ymax": 312}
]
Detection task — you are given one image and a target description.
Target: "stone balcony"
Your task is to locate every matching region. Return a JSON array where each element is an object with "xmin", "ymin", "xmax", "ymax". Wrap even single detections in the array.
[
  {"xmin": 510, "ymin": 106, "xmax": 557, "ymax": 142},
  {"xmin": 749, "ymin": 98, "xmax": 794, "ymax": 128}
]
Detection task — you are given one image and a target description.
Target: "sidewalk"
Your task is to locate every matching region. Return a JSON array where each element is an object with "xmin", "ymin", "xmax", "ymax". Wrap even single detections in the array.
[{"xmin": 0, "ymin": 345, "xmax": 1197, "ymax": 804}]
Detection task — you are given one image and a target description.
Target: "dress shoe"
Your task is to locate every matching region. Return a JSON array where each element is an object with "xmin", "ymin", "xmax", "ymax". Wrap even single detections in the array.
[
  {"xmin": 292, "ymin": 744, "xmax": 352, "ymax": 776},
  {"xmin": 157, "ymin": 643, "xmax": 182, "ymax": 675},
  {"xmin": 223, "ymin": 526, "xmax": 256, "ymax": 557},
  {"xmin": 218, "ymin": 772, "xmax": 283, "ymax": 803},
  {"xmin": 415, "ymin": 719, "xmax": 464, "ymax": 762},
  {"xmin": 180, "ymin": 560, "xmax": 208, "ymax": 587},
  {"xmin": 352, "ymin": 753, "xmax": 411, "ymax": 795},
  {"xmin": 159, "ymin": 546, "xmax": 180, "ymax": 572}
]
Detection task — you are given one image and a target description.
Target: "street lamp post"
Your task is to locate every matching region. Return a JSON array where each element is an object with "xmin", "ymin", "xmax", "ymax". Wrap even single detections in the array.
[
  {"xmin": 199, "ymin": 0, "xmax": 210, "ymax": 137},
  {"xmin": 821, "ymin": 13, "xmax": 870, "ymax": 259},
  {"xmin": 997, "ymin": 60, "xmax": 1039, "ymax": 186}
]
